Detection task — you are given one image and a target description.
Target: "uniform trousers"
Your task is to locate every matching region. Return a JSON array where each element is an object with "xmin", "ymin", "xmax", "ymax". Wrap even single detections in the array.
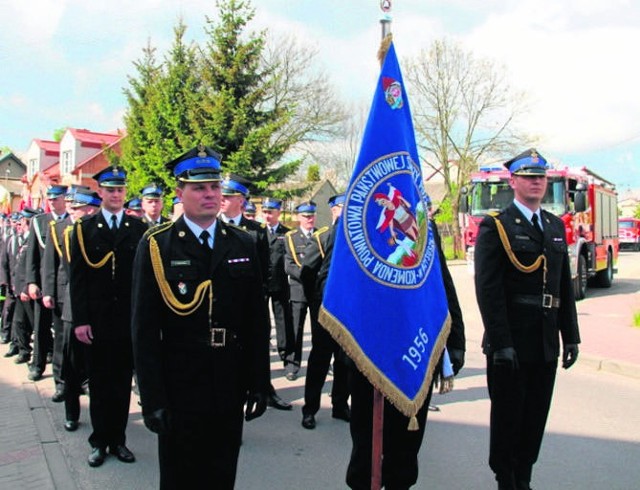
[
  {"xmin": 31, "ymin": 301, "xmax": 53, "ymax": 373},
  {"xmin": 302, "ymin": 301, "xmax": 349, "ymax": 416},
  {"xmin": 268, "ymin": 290, "xmax": 293, "ymax": 360},
  {"xmin": 346, "ymin": 367, "xmax": 433, "ymax": 490},
  {"xmin": 86, "ymin": 338, "xmax": 133, "ymax": 449},
  {"xmin": 1, "ymin": 293, "xmax": 15, "ymax": 343},
  {"xmin": 49, "ymin": 305, "xmax": 65, "ymax": 390},
  {"xmin": 13, "ymin": 298, "xmax": 34, "ymax": 356},
  {"xmin": 158, "ymin": 407, "xmax": 244, "ymax": 490},
  {"xmin": 486, "ymin": 357, "xmax": 557, "ymax": 486},
  {"xmin": 286, "ymin": 300, "xmax": 308, "ymax": 370},
  {"xmin": 62, "ymin": 320, "xmax": 86, "ymax": 423}
]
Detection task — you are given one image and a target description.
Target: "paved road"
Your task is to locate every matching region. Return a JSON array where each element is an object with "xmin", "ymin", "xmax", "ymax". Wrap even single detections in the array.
[{"xmin": 1, "ymin": 251, "xmax": 639, "ymax": 489}]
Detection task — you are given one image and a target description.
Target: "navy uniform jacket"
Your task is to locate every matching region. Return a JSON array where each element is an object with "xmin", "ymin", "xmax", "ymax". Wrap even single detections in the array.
[
  {"xmin": 131, "ymin": 217, "xmax": 271, "ymax": 416},
  {"xmin": 300, "ymin": 225, "xmax": 332, "ymax": 304},
  {"xmin": 42, "ymin": 218, "xmax": 73, "ymax": 314},
  {"xmin": 474, "ymin": 203, "xmax": 580, "ymax": 362},
  {"xmin": 236, "ymin": 216, "xmax": 269, "ymax": 290},
  {"xmin": 0, "ymin": 232, "xmax": 18, "ymax": 291},
  {"xmin": 12, "ymin": 233, "xmax": 30, "ymax": 296},
  {"xmin": 284, "ymin": 227, "xmax": 315, "ymax": 302},
  {"xmin": 266, "ymin": 222, "xmax": 291, "ymax": 294},
  {"xmin": 69, "ymin": 212, "xmax": 147, "ymax": 341},
  {"xmin": 26, "ymin": 212, "xmax": 67, "ymax": 286},
  {"xmin": 142, "ymin": 215, "xmax": 171, "ymax": 228}
]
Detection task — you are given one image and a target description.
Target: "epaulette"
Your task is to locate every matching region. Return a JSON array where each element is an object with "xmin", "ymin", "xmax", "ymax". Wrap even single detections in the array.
[
  {"xmin": 259, "ymin": 222, "xmax": 266, "ymax": 229},
  {"xmin": 226, "ymin": 222, "xmax": 250, "ymax": 235},
  {"xmin": 313, "ymin": 226, "xmax": 330, "ymax": 237},
  {"xmin": 284, "ymin": 229, "xmax": 296, "ymax": 237},
  {"xmin": 144, "ymin": 220, "xmax": 173, "ymax": 241},
  {"xmin": 488, "ymin": 211, "xmax": 500, "ymax": 217}
]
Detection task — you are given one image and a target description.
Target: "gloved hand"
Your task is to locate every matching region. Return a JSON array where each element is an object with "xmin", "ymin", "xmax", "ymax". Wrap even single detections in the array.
[
  {"xmin": 448, "ymin": 348, "xmax": 465, "ymax": 375},
  {"xmin": 245, "ymin": 391, "xmax": 267, "ymax": 421},
  {"xmin": 562, "ymin": 343, "xmax": 579, "ymax": 369},
  {"xmin": 143, "ymin": 408, "xmax": 171, "ymax": 435},
  {"xmin": 493, "ymin": 347, "xmax": 519, "ymax": 371}
]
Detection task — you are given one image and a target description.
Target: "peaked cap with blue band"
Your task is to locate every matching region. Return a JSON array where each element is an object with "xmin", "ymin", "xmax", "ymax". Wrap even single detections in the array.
[
  {"xmin": 328, "ymin": 194, "xmax": 346, "ymax": 207},
  {"xmin": 20, "ymin": 207, "xmax": 39, "ymax": 219},
  {"xmin": 172, "ymin": 196, "xmax": 182, "ymax": 205},
  {"xmin": 504, "ymin": 148, "xmax": 549, "ymax": 176},
  {"xmin": 262, "ymin": 197, "xmax": 282, "ymax": 210},
  {"xmin": 71, "ymin": 189, "xmax": 102, "ymax": 208},
  {"xmin": 45, "ymin": 185, "xmax": 68, "ymax": 198},
  {"xmin": 65, "ymin": 184, "xmax": 91, "ymax": 201},
  {"xmin": 221, "ymin": 174, "xmax": 251, "ymax": 197},
  {"xmin": 125, "ymin": 197, "xmax": 142, "ymax": 211},
  {"xmin": 93, "ymin": 166, "xmax": 127, "ymax": 187},
  {"xmin": 243, "ymin": 200, "xmax": 257, "ymax": 214},
  {"xmin": 166, "ymin": 145, "xmax": 222, "ymax": 183},
  {"xmin": 141, "ymin": 183, "xmax": 163, "ymax": 198},
  {"xmin": 295, "ymin": 201, "xmax": 317, "ymax": 215}
]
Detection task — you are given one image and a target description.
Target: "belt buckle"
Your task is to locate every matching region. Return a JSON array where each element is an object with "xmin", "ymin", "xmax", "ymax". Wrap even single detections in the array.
[
  {"xmin": 542, "ymin": 294, "xmax": 553, "ymax": 309},
  {"xmin": 211, "ymin": 328, "xmax": 226, "ymax": 347}
]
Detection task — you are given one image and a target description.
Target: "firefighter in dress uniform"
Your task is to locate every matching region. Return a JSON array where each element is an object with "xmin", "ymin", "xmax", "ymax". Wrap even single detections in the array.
[{"xmin": 474, "ymin": 149, "xmax": 580, "ymax": 490}]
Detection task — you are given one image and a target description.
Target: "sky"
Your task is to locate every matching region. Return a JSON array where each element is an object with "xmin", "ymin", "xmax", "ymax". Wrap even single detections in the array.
[{"xmin": 1, "ymin": 0, "xmax": 639, "ymax": 193}]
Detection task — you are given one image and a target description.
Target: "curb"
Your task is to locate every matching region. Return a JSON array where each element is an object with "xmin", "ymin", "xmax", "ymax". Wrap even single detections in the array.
[
  {"xmin": 25, "ymin": 382, "xmax": 79, "ymax": 490},
  {"xmin": 579, "ymin": 355, "xmax": 640, "ymax": 380}
]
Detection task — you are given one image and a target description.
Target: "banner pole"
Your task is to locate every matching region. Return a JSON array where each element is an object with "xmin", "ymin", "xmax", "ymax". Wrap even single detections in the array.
[
  {"xmin": 371, "ymin": 388, "xmax": 384, "ymax": 490},
  {"xmin": 371, "ymin": 4, "xmax": 392, "ymax": 490}
]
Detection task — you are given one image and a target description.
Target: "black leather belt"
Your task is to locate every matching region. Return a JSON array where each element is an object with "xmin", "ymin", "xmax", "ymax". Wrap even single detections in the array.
[
  {"xmin": 166, "ymin": 328, "xmax": 239, "ymax": 348},
  {"xmin": 512, "ymin": 293, "xmax": 560, "ymax": 309}
]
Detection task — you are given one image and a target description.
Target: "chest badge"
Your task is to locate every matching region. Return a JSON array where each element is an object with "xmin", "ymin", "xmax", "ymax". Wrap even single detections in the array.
[{"xmin": 177, "ymin": 282, "xmax": 187, "ymax": 295}]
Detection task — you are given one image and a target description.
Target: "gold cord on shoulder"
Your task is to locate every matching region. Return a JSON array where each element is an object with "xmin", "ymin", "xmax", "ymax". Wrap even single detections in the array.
[
  {"xmin": 286, "ymin": 232, "xmax": 301, "ymax": 267},
  {"xmin": 314, "ymin": 233, "xmax": 326, "ymax": 259},
  {"xmin": 148, "ymin": 236, "xmax": 212, "ymax": 319},
  {"xmin": 492, "ymin": 216, "xmax": 547, "ymax": 277},
  {"xmin": 63, "ymin": 226, "xmax": 73, "ymax": 263},
  {"xmin": 76, "ymin": 222, "xmax": 114, "ymax": 269},
  {"xmin": 49, "ymin": 221, "xmax": 63, "ymax": 258}
]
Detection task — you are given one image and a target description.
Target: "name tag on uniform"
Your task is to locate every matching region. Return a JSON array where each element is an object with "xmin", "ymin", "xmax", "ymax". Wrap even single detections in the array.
[
  {"xmin": 552, "ymin": 237, "xmax": 564, "ymax": 242},
  {"xmin": 228, "ymin": 257, "xmax": 250, "ymax": 264},
  {"xmin": 171, "ymin": 260, "xmax": 191, "ymax": 266},
  {"xmin": 515, "ymin": 234, "xmax": 530, "ymax": 240}
]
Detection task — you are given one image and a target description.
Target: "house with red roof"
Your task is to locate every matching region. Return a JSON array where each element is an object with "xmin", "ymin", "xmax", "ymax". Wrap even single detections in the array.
[{"xmin": 24, "ymin": 128, "xmax": 125, "ymax": 209}]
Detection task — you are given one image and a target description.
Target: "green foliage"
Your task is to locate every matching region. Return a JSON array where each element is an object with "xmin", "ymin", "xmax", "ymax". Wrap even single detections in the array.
[
  {"xmin": 120, "ymin": 0, "xmax": 343, "ymax": 198},
  {"xmin": 634, "ymin": 311, "xmax": 640, "ymax": 328},
  {"xmin": 306, "ymin": 164, "xmax": 320, "ymax": 183},
  {"xmin": 634, "ymin": 203, "xmax": 640, "ymax": 219},
  {"xmin": 52, "ymin": 127, "xmax": 67, "ymax": 142}
]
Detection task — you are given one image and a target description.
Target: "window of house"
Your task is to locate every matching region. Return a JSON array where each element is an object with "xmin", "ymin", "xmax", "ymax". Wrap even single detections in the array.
[
  {"xmin": 62, "ymin": 150, "xmax": 73, "ymax": 174},
  {"xmin": 29, "ymin": 159, "xmax": 38, "ymax": 177}
]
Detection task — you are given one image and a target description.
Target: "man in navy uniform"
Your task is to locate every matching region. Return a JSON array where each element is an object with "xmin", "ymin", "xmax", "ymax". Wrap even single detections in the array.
[
  {"xmin": 43, "ymin": 188, "xmax": 101, "ymax": 430},
  {"xmin": 131, "ymin": 145, "xmax": 271, "ymax": 489},
  {"xmin": 219, "ymin": 174, "xmax": 291, "ymax": 411},
  {"xmin": 70, "ymin": 166, "xmax": 147, "ymax": 467},
  {"xmin": 243, "ymin": 200, "xmax": 257, "ymax": 220},
  {"xmin": 283, "ymin": 201, "xmax": 317, "ymax": 380},
  {"xmin": 25, "ymin": 185, "xmax": 69, "ymax": 386},
  {"xmin": 261, "ymin": 197, "xmax": 294, "ymax": 365},
  {"xmin": 300, "ymin": 194, "xmax": 350, "ymax": 429},
  {"xmin": 124, "ymin": 197, "xmax": 144, "ymax": 218},
  {"xmin": 141, "ymin": 183, "xmax": 170, "ymax": 226},
  {"xmin": 474, "ymin": 149, "xmax": 580, "ymax": 490}
]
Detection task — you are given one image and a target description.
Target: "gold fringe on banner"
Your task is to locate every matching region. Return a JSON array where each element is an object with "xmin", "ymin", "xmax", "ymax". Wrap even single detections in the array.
[
  {"xmin": 377, "ymin": 33, "xmax": 393, "ymax": 65},
  {"xmin": 319, "ymin": 305, "xmax": 451, "ymax": 431}
]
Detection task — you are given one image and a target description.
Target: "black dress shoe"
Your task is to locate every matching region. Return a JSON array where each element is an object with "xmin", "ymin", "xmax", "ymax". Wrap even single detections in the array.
[
  {"xmin": 4, "ymin": 345, "xmax": 18, "ymax": 357},
  {"xmin": 14, "ymin": 353, "xmax": 30, "ymax": 364},
  {"xmin": 301, "ymin": 413, "xmax": 316, "ymax": 430},
  {"xmin": 332, "ymin": 406, "xmax": 351, "ymax": 422},
  {"xmin": 28, "ymin": 369, "xmax": 43, "ymax": 381},
  {"xmin": 110, "ymin": 444, "xmax": 135, "ymax": 463},
  {"xmin": 64, "ymin": 420, "xmax": 78, "ymax": 432},
  {"xmin": 88, "ymin": 447, "xmax": 107, "ymax": 467},
  {"xmin": 51, "ymin": 390, "xmax": 65, "ymax": 403},
  {"xmin": 268, "ymin": 393, "xmax": 292, "ymax": 411}
]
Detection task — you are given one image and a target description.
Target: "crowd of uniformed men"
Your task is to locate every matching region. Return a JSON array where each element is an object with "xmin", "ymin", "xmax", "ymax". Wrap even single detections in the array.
[{"xmin": 0, "ymin": 145, "xmax": 580, "ymax": 490}]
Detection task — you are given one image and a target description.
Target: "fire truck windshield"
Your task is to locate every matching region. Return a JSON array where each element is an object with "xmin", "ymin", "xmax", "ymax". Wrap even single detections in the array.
[{"xmin": 469, "ymin": 178, "xmax": 567, "ymax": 216}]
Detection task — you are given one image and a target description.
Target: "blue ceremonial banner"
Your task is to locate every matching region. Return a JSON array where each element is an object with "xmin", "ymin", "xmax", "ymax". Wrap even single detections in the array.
[{"xmin": 319, "ymin": 42, "xmax": 451, "ymax": 427}]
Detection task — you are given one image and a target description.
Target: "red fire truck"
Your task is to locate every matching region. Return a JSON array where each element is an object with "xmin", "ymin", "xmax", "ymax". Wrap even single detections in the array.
[
  {"xmin": 460, "ymin": 165, "xmax": 619, "ymax": 299},
  {"xmin": 618, "ymin": 217, "xmax": 640, "ymax": 251}
]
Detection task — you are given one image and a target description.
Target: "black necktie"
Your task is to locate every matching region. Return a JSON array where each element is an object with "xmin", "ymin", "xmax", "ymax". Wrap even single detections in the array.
[
  {"xmin": 531, "ymin": 213, "xmax": 543, "ymax": 237},
  {"xmin": 110, "ymin": 215, "xmax": 118, "ymax": 232},
  {"xmin": 199, "ymin": 230, "xmax": 211, "ymax": 250}
]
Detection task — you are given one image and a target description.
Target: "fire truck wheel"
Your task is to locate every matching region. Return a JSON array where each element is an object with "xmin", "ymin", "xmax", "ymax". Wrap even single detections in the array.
[
  {"xmin": 594, "ymin": 250, "xmax": 613, "ymax": 288},
  {"xmin": 574, "ymin": 254, "xmax": 587, "ymax": 300}
]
